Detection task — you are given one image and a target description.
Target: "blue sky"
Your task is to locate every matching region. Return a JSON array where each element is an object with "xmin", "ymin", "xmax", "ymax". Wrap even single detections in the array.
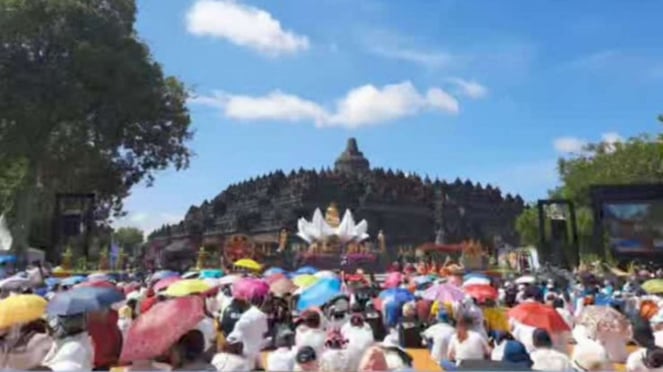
[{"xmin": 116, "ymin": 0, "xmax": 663, "ymax": 233}]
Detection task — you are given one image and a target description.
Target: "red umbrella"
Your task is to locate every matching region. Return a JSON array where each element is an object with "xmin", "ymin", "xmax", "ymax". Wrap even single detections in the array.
[
  {"xmin": 77, "ymin": 281, "xmax": 116, "ymax": 289},
  {"xmin": 508, "ymin": 302, "xmax": 571, "ymax": 333},
  {"xmin": 120, "ymin": 296, "xmax": 205, "ymax": 362},
  {"xmin": 463, "ymin": 284, "xmax": 498, "ymax": 302}
]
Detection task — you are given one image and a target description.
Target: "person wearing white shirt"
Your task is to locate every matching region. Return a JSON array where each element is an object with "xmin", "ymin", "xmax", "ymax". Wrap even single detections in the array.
[
  {"xmin": 422, "ymin": 312, "xmax": 455, "ymax": 364},
  {"xmin": 341, "ymin": 314, "xmax": 375, "ymax": 371},
  {"xmin": 229, "ymin": 305, "xmax": 268, "ymax": 369},
  {"xmin": 295, "ymin": 310, "xmax": 327, "ymax": 356},
  {"xmin": 446, "ymin": 315, "xmax": 490, "ymax": 366},
  {"xmin": 211, "ymin": 335, "xmax": 252, "ymax": 372},
  {"xmin": 530, "ymin": 328, "xmax": 573, "ymax": 371},
  {"xmin": 266, "ymin": 329, "xmax": 296, "ymax": 372}
]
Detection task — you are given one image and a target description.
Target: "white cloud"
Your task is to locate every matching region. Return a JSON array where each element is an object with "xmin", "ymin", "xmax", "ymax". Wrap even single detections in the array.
[
  {"xmin": 553, "ymin": 132, "xmax": 624, "ymax": 155},
  {"xmin": 553, "ymin": 137, "xmax": 586, "ymax": 154},
  {"xmin": 114, "ymin": 212, "xmax": 181, "ymax": 234},
  {"xmin": 447, "ymin": 78, "xmax": 488, "ymax": 99},
  {"xmin": 191, "ymin": 81, "xmax": 460, "ymax": 129},
  {"xmin": 185, "ymin": 0, "xmax": 309, "ymax": 56},
  {"xmin": 370, "ymin": 46, "xmax": 454, "ymax": 68}
]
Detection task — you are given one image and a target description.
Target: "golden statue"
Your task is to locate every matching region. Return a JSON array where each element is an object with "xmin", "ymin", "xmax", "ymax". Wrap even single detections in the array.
[
  {"xmin": 61, "ymin": 246, "xmax": 73, "ymax": 271},
  {"xmin": 277, "ymin": 229, "xmax": 288, "ymax": 253},
  {"xmin": 196, "ymin": 247, "xmax": 208, "ymax": 270},
  {"xmin": 325, "ymin": 203, "xmax": 341, "ymax": 227},
  {"xmin": 378, "ymin": 230, "xmax": 386, "ymax": 253}
]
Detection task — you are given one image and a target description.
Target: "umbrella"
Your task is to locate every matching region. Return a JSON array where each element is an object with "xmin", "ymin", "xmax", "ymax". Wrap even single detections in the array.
[
  {"xmin": 297, "ymin": 278, "xmax": 341, "ymax": 312},
  {"xmin": 379, "ymin": 288, "xmax": 416, "ymax": 305},
  {"xmin": 577, "ymin": 305, "xmax": 631, "ymax": 338},
  {"xmin": 232, "ymin": 277, "xmax": 270, "ymax": 301},
  {"xmin": 515, "ymin": 275, "xmax": 537, "ymax": 285},
  {"xmin": 383, "ymin": 272, "xmax": 404, "ymax": 289},
  {"xmin": 0, "ymin": 294, "xmax": 48, "ymax": 328},
  {"xmin": 314, "ymin": 270, "xmax": 337, "ymax": 279},
  {"xmin": 153, "ymin": 277, "xmax": 182, "ymax": 292},
  {"xmin": 642, "ymin": 279, "xmax": 663, "ymax": 294},
  {"xmin": 423, "ymin": 283, "xmax": 465, "ymax": 303},
  {"xmin": 464, "ymin": 284, "xmax": 498, "ymax": 302},
  {"xmin": 87, "ymin": 272, "xmax": 111, "ymax": 282},
  {"xmin": 45, "ymin": 277, "xmax": 61, "ymax": 289},
  {"xmin": 263, "ymin": 267, "xmax": 285, "ymax": 277},
  {"xmin": 297, "ymin": 277, "xmax": 342, "ymax": 311},
  {"xmin": 218, "ymin": 274, "xmax": 241, "ymax": 287},
  {"xmin": 120, "ymin": 296, "xmax": 205, "ymax": 362},
  {"xmin": 163, "ymin": 279, "xmax": 211, "ymax": 297},
  {"xmin": 234, "ymin": 258, "xmax": 262, "ymax": 271},
  {"xmin": 413, "ymin": 275, "xmax": 433, "ymax": 286},
  {"xmin": 0, "ymin": 255, "xmax": 16, "ymax": 265},
  {"xmin": 463, "ymin": 277, "xmax": 491, "ymax": 287},
  {"xmin": 48, "ymin": 286, "xmax": 125, "ymax": 316},
  {"xmin": 151, "ymin": 270, "xmax": 179, "ymax": 281},
  {"xmin": 294, "ymin": 266, "xmax": 318, "ymax": 276},
  {"xmin": 265, "ymin": 273, "xmax": 288, "ymax": 285},
  {"xmin": 77, "ymin": 280, "xmax": 116, "ymax": 289},
  {"xmin": 61, "ymin": 276, "xmax": 87, "ymax": 287},
  {"xmin": 270, "ymin": 277, "xmax": 297, "ymax": 297},
  {"xmin": 293, "ymin": 274, "xmax": 319, "ymax": 289},
  {"xmin": 200, "ymin": 269, "xmax": 224, "ymax": 279},
  {"xmin": 182, "ymin": 271, "xmax": 200, "ymax": 280},
  {"xmin": 508, "ymin": 302, "xmax": 570, "ymax": 333},
  {"xmin": 0, "ymin": 276, "xmax": 32, "ymax": 291}
]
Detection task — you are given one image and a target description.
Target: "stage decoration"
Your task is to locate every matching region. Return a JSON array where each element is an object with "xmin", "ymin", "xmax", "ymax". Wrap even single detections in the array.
[
  {"xmin": 224, "ymin": 235, "xmax": 255, "ymax": 263},
  {"xmin": 297, "ymin": 203, "xmax": 369, "ymax": 244},
  {"xmin": 61, "ymin": 246, "xmax": 73, "ymax": 271}
]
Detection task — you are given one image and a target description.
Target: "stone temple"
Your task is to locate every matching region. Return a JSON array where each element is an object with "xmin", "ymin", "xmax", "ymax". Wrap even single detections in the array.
[{"xmin": 147, "ymin": 138, "xmax": 525, "ymax": 269}]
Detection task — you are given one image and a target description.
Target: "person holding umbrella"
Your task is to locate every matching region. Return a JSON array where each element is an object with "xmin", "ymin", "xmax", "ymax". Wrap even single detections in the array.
[
  {"xmin": 41, "ymin": 314, "xmax": 94, "ymax": 371},
  {"xmin": 0, "ymin": 295, "xmax": 53, "ymax": 370}
]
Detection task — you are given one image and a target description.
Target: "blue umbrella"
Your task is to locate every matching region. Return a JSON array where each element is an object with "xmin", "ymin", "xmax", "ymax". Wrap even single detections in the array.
[
  {"xmin": 200, "ymin": 269, "xmax": 224, "ymax": 279},
  {"xmin": 47, "ymin": 286, "xmax": 125, "ymax": 316},
  {"xmin": 413, "ymin": 275, "xmax": 433, "ymax": 286},
  {"xmin": 0, "ymin": 255, "xmax": 17, "ymax": 265},
  {"xmin": 379, "ymin": 288, "xmax": 416, "ymax": 305},
  {"xmin": 294, "ymin": 266, "xmax": 318, "ymax": 276},
  {"xmin": 61, "ymin": 276, "xmax": 87, "ymax": 287},
  {"xmin": 297, "ymin": 277, "xmax": 342, "ymax": 311},
  {"xmin": 463, "ymin": 272, "xmax": 488, "ymax": 281},
  {"xmin": 152, "ymin": 270, "xmax": 179, "ymax": 281},
  {"xmin": 263, "ymin": 267, "xmax": 285, "ymax": 277}
]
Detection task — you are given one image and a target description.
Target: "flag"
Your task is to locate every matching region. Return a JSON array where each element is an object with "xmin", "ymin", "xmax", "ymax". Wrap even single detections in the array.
[
  {"xmin": 110, "ymin": 240, "xmax": 120, "ymax": 269},
  {"xmin": 0, "ymin": 215, "xmax": 13, "ymax": 252}
]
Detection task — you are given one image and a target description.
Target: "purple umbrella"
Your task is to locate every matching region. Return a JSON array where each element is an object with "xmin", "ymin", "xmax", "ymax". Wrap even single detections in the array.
[{"xmin": 423, "ymin": 283, "xmax": 465, "ymax": 303}]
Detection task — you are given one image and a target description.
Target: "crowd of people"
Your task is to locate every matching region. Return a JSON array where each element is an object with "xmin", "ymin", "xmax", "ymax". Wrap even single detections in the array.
[{"xmin": 2, "ymin": 261, "xmax": 663, "ymax": 371}]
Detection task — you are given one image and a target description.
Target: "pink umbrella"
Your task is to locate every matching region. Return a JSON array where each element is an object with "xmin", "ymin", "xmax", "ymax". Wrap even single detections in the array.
[
  {"xmin": 232, "ymin": 278, "xmax": 269, "ymax": 302},
  {"xmin": 265, "ymin": 273, "xmax": 287, "ymax": 285},
  {"xmin": 423, "ymin": 283, "xmax": 465, "ymax": 303},
  {"xmin": 383, "ymin": 272, "xmax": 404, "ymax": 289},
  {"xmin": 153, "ymin": 277, "xmax": 181, "ymax": 293},
  {"xmin": 120, "ymin": 296, "xmax": 204, "ymax": 362}
]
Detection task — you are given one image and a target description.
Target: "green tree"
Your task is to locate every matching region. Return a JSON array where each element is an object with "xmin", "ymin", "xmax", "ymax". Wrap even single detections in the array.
[
  {"xmin": 515, "ymin": 133, "xmax": 662, "ymax": 259},
  {"xmin": 113, "ymin": 227, "xmax": 144, "ymax": 255},
  {"xmin": 0, "ymin": 0, "xmax": 192, "ymax": 260}
]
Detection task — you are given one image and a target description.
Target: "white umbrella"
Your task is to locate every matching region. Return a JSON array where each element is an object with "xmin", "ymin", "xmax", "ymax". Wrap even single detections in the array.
[
  {"xmin": 515, "ymin": 275, "xmax": 536, "ymax": 285},
  {"xmin": 462, "ymin": 277, "xmax": 491, "ymax": 287}
]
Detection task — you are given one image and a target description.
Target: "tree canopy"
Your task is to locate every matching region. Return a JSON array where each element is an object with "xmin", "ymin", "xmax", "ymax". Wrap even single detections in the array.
[
  {"xmin": 515, "ymin": 129, "xmax": 663, "ymax": 260},
  {"xmin": 113, "ymin": 227, "xmax": 144, "ymax": 252},
  {"xmin": 0, "ymin": 0, "xmax": 192, "ymax": 258}
]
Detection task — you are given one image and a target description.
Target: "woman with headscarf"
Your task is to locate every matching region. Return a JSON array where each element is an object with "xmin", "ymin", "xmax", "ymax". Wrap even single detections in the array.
[
  {"xmin": 41, "ymin": 314, "xmax": 94, "ymax": 371},
  {"xmin": 342, "ymin": 314, "xmax": 375, "ymax": 371},
  {"xmin": 295, "ymin": 310, "xmax": 327, "ymax": 357},
  {"xmin": 0, "ymin": 318, "xmax": 53, "ymax": 370},
  {"xmin": 319, "ymin": 329, "xmax": 350, "ymax": 372},
  {"xmin": 445, "ymin": 314, "xmax": 490, "ymax": 367},
  {"xmin": 422, "ymin": 310, "xmax": 455, "ymax": 365}
]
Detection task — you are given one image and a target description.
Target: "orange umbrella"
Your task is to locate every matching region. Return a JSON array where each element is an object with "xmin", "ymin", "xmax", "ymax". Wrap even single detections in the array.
[
  {"xmin": 508, "ymin": 302, "xmax": 571, "ymax": 333},
  {"xmin": 120, "ymin": 296, "xmax": 205, "ymax": 362},
  {"xmin": 464, "ymin": 284, "xmax": 498, "ymax": 302}
]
